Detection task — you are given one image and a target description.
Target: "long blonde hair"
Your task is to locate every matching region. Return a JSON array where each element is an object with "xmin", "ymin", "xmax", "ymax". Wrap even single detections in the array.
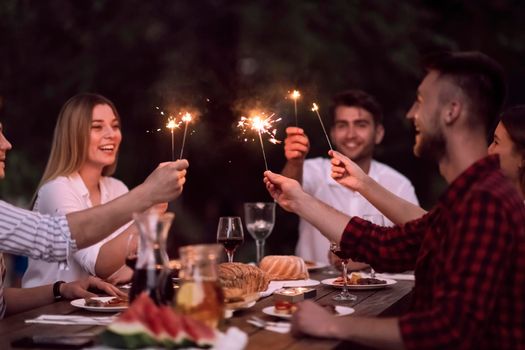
[{"xmin": 32, "ymin": 93, "xmax": 121, "ymax": 206}]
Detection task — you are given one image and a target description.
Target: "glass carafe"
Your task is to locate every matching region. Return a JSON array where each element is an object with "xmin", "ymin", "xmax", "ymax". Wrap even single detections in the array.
[
  {"xmin": 128, "ymin": 209, "xmax": 175, "ymax": 305},
  {"xmin": 175, "ymin": 244, "xmax": 224, "ymax": 328}
]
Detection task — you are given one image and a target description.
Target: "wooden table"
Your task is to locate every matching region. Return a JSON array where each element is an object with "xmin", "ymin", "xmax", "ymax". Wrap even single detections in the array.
[{"xmin": 0, "ymin": 269, "xmax": 413, "ymax": 349}]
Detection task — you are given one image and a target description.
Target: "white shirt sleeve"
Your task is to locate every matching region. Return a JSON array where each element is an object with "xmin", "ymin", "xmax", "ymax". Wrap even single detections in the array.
[
  {"xmin": 395, "ymin": 178, "xmax": 419, "ymax": 206},
  {"xmin": 35, "ymin": 176, "xmax": 129, "ymax": 276}
]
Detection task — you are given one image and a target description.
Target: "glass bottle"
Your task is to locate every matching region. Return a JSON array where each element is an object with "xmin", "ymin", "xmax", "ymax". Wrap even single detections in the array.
[
  {"xmin": 175, "ymin": 244, "xmax": 224, "ymax": 328},
  {"xmin": 128, "ymin": 209, "xmax": 175, "ymax": 305}
]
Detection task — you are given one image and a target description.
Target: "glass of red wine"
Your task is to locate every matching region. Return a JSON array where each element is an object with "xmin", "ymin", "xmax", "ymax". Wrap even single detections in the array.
[
  {"xmin": 330, "ymin": 241, "xmax": 357, "ymax": 301},
  {"xmin": 125, "ymin": 231, "xmax": 138, "ymax": 270},
  {"xmin": 217, "ymin": 216, "xmax": 244, "ymax": 263}
]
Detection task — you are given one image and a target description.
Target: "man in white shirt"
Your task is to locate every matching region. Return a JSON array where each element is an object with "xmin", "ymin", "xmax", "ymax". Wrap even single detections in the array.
[
  {"xmin": 283, "ymin": 90, "xmax": 419, "ymax": 264},
  {"xmin": 0, "ymin": 121, "xmax": 188, "ymax": 318}
]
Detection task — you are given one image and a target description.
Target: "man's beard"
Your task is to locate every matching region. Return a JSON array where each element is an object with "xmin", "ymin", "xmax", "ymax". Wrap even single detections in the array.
[{"xmin": 415, "ymin": 128, "xmax": 446, "ymax": 162}]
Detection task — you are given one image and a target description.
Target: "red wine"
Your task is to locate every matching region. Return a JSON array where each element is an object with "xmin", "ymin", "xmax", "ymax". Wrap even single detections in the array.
[
  {"xmin": 125, "ymin": 257, "xmax": 137, "ymax": 269},
  {"xmin": 218, "ymin": 238, "xmax": 243, "ymax": 253},
  {"xmin": 129, "ymin": 268, "xmax": 174, "ymax": 305},
  {"xmin": 331, "ymin": 248, "xmax": 352, "ymax": 261}
]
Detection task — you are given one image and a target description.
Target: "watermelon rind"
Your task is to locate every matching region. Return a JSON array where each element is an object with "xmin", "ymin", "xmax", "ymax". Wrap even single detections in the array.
[{"xmin": 100, "ymin": 325, "xmax": 157, "ymax": 349}]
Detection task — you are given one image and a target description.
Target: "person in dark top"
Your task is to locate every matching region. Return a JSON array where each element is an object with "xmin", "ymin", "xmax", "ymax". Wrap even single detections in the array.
[{"xmin": 264, "ymin": 51, "xmax": 525, "ymax": 349}]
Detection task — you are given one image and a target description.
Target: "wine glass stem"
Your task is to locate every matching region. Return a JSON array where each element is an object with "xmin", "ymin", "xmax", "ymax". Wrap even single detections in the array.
[
  {"xmin": 227, "ymin": 251, "xmax": 234, "ymax": 263},
  {"xmin": 342, "ymin": 260, "xmax": 349, "ymax": 294},
  {"xmin": 255, "ymin": 240, "xmax": 265, "ymax": 264}
]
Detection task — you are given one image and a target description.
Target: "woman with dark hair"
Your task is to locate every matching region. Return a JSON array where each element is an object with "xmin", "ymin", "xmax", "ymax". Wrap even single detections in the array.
[{"xmin": 488, "ymin": 105, "xmax": 525, "ymax": 197}]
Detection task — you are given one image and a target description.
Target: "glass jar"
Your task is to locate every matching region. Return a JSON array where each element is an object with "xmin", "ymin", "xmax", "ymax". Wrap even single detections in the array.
[
  {"xmin": 175, "ymin": 244, "xmax": 224, "ymax": 328},
  {"xmin": 128, "ymin": 209, "xmax": 175, "ymax": 305}
]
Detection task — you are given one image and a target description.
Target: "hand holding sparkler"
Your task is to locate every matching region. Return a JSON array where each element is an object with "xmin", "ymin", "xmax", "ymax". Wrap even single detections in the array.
[
  {"xmin": 311, "ymin": 103, "xmax": 333, "ymax": 151},
  {"xmin": 284, "ymin": 126, "xmax": 310, "ymax": 163}
]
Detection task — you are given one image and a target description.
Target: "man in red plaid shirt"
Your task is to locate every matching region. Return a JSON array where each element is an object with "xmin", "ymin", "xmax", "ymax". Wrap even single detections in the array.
[{"xmin": 264, "ymin": 51, "xmax": 525, "ymax": 349}]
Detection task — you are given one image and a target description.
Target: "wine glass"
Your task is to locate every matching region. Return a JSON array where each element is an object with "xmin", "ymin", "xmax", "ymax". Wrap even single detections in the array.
[
  {"xmin": 243, "ymin": 202, "xmax": 275, "ymax": 264},
  {"xmin": 329, "ymin": 241, "xmax": 357, "ymax": 301},
  {"xmin": 362, "ymin": 214, "xmax": 385, "ymax": 278},
  {"xmin": 216, "ymin": 216, "xmax": 244, "ymax": 263},
  {"xmin": 125, "ymin": 231, "xmax": 138, "ymax": 270}
]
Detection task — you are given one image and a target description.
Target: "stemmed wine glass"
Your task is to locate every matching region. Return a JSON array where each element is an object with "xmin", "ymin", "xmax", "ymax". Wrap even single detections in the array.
[
  {"xmin": 243, "ymin": 202, "xmax": 275, "ymax": 264},
  {"xmin": 330, "ymin": 241, "xmax": 357, "ymax": 301},
  {"xmin": 362, "ymin": 214, "xmax": 385, "ymax": 278},
  {"xmin": 216, "ymin": 216, "xmax": 244, "ymax": 263},
  {"xmin": 125, "ymin": 231, "xmax": 139, "ymax": 270}
]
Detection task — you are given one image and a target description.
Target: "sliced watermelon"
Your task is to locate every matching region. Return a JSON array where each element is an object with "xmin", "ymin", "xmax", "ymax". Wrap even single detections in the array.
[
  {"xmin": 158, "ymin": 305, "xmax": 189, "ymax": 345},
  {"xmin": 181, "ymin": 315, "xmax": 217, "ymax": 348},
  {"xmin": 100, "ymin": 292, "xmax": 217, "ymax": 349},
  {"xmin": 101, "ymin": 321, "xmax": 157, "ymax": 349}
]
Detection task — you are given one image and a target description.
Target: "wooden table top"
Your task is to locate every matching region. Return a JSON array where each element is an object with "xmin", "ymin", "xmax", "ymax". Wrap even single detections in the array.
[{"xmin": 0, "ymin": 269, "xmax": 414, "ymax": 350}]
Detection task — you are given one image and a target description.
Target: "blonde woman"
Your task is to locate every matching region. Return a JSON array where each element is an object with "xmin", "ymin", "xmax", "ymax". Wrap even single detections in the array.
[{"xmin": 22, "ymin": 93, "xmax": 137, "ymax": 288}]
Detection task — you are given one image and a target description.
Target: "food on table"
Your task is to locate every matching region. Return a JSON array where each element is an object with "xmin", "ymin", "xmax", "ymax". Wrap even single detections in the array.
[
  {"xmin": 85, "ymin": 296, "xmax": 129, "ymax": 307},
  {"xmin": 274, "ymin": 300, "xmax": 297, "ymax": 315},
  {"xmin": 259, "ymin": 255, "xmax": 309, "ymax": 280},
  {"xmin": 218, "ymin": 262, "xmax": 270, "ymax": 300},
  {"xmin": 101, "ymin": 293, "xmax": 217, "ymax": 349},
  {"xmin": 334, "ymin": 272, "xmax": 386, "ymax": 285},
  {"xmin": 223, "ymin": 292, "xmax": 260, "ymax": 309}
]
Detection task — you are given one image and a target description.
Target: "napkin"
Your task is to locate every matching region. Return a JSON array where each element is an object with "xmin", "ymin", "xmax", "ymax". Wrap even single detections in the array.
[
  {"xmin": 25, "ymin": 314, "xmax": 116, "ymax": 326},
  {"xmin": 259, "ymin": 281, "xmax": 285, "ymax": 297},
  {"xmin": 214, "ymin": 327, "xmax": 248, "ymax": 349},
  {"xmin": 246, "ymin": 319, "xmax": 291, "ymax": 334},
  {"xmin": 375, "ymin": 272, "xmax": 415, "ymax": 281}
]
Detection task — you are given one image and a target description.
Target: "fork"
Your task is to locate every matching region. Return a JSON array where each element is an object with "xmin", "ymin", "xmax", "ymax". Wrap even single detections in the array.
[{"xmin": 248, "ymin": 316, "xmax": 290, "ymax": 328}]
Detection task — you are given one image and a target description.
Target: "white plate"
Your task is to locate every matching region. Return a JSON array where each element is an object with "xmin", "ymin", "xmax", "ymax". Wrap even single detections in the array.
[
  {"xmin": 304, "ymin": 261, "xmax": 330, "ymax": 271},
  {"xmin": 321, "ymin": 277, "xmax": 397, "ymax": 290},
  {"xmin": 70, "ymin": 297, "xmax": 128, "ymax": 312},
  {"xmin": 280, "ymin": 279, "xmax": 320, "ymax": 287},
  {"xmin": 262, "ymin": 305, "xmax": 355, "ymax": 319}
]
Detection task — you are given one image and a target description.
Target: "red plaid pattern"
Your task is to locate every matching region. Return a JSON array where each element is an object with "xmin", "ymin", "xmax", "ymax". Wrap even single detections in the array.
[{"xmin": 341, "ymin": 155, "xmax": 525, "ymax": 349}]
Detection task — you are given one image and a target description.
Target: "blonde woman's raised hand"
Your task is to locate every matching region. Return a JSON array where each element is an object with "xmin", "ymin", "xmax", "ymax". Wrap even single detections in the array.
[{"xmin": 141, "ymin": 159, "xmax": 189, "ymax": 204}]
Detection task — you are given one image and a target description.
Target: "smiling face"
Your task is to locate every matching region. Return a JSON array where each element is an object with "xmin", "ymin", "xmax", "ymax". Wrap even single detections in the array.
[
  {"xmin": 329, "ymin": 106, "xmax": 384, "ymax": 167},
  {"xmin": 406, "ymin": 70, "xmax": 447, "ymax": 161},
  {"xmin": 83, "ymin": 104, "xmax": 121, "ymax": 172},
  {"xmin": 488, "ymin": 122, "xmax": 523, "ymax": 184},
  {"xmin": 0, "ymin": 123, "xmax": 13, "ymax": 179}
]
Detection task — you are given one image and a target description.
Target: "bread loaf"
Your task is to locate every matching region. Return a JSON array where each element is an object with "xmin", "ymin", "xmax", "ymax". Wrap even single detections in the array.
[
  {"xmin": 218, "ymin": 263, "xmax": 270, "ymax": 299},
  {"xmin": 259, "ymin": 255, "xmax": 309, "ymax": 280}
]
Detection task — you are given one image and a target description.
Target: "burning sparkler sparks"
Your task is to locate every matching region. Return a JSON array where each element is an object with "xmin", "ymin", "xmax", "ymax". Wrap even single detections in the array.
[
  {"xmin": 238, "ymin": 112, "xmax": 282, "ymax": 171},
  {"xmin": 290, "ymin": 90, "xmax": 301, "ymax": 126},
  {"xmin": 311, "ymin": 103, "xmax": 333, "ymax": 151}
]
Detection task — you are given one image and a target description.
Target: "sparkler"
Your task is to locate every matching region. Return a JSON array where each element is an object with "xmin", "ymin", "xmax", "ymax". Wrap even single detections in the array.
[
  {"xmin": 311, "ymin": 103, "xmax": 333, "ymax": 151},
  {"xmin": 290, "ymin": 90, "xmax": 301, "ymax": 126},
  {"xmin": 166, "ymin": 117, "xmax": 181, "ymax": 161},
  {"xmin": 237, "ymin": 112, "xmax": 282, "ymax": 171},
  {"xmin": 179, "ymin": 112, "xmax": 193, "ymax": 159}
]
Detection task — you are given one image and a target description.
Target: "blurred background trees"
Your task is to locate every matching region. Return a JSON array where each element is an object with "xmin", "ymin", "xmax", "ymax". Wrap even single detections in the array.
[{"xmin": 1, "ymin": 0, "xmax": 525, "ymax": 265}]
